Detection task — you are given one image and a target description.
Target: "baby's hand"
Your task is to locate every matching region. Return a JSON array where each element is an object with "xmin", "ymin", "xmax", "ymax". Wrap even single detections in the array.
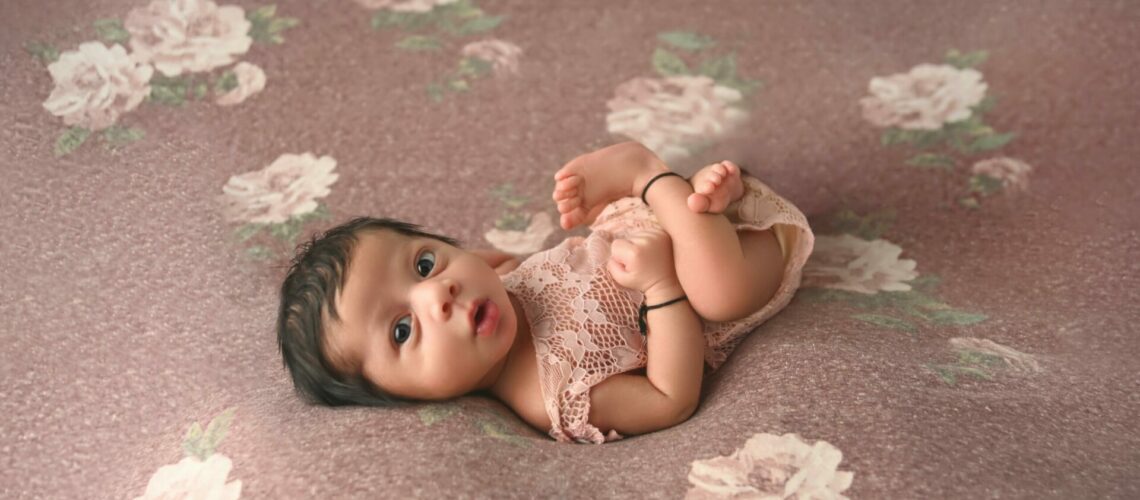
[{"xmin": 606, "ymin": 228, "xmax": 681, "ymax": 298}]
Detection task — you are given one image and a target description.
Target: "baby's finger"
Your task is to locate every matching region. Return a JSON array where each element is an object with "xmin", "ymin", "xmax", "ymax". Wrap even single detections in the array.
[{"xmin": 609, "ymin": 238, "xmax": 636, "ymax": 263}]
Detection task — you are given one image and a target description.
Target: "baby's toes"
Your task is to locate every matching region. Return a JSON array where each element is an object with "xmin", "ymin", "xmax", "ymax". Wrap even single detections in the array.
[
  {"xmin": 557, "ymin": 197, "xmax": 581, "ymax": 214},
  {"xmin": 719, "ymin": 161, "xmax": 739, "ymax": 176}
]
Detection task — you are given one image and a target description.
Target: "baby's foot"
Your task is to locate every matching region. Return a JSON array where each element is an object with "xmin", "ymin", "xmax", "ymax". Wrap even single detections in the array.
[
  {"xmin": 553, "ymin": 142, "xmax": 668, "ymax": 230},
  {"xmin": 686, "ymin": 160, "xmax": 745, "ymax": 214}
]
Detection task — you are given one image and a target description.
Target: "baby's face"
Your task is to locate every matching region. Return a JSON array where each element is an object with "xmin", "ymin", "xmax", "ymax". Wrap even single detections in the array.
[{"xmin": 325, "ymin": 229, "xmax": 518, "ymax": 400}]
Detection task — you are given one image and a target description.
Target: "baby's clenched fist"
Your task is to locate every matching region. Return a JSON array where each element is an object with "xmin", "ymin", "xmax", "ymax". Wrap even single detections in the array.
[{"xmin": 606, "ymin": 228, "xmax": 681, "ymax": 297}]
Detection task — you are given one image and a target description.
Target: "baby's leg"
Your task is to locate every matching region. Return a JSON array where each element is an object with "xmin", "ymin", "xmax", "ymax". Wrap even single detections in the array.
[{"xmin": 647, "ymin": 168, "xmax": 784, "ymax": 323}]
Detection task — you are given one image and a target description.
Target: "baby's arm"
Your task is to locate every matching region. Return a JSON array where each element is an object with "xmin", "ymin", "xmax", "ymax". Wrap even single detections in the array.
[{"xmin": 589, "ymin": 228, "xmax": 704, "ymax": 435}]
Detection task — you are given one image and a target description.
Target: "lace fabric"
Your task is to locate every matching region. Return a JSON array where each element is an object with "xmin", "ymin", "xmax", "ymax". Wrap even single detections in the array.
[{"xmin": 501, "ymin": 175, "xmax": 815, "ymax": 444}]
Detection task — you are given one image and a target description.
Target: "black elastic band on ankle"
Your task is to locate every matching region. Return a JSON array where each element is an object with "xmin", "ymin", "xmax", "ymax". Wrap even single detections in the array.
[
  {"xmin": 638, "ymin": 295, "xmax": 688, "ymax": 336},
  {"xmin": 640, "ymin": 172, "xmax": 684, "ymax": 205}
]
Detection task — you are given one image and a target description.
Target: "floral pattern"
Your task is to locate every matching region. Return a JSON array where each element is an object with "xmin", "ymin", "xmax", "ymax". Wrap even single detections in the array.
[
  {"xmin": 136, "ymin": 408, "xmax": 242, "ymax": 499},
  {"xmin": 42, "ymin": 42, "xmax": 154, "ymax": 132},
  {"xmin": 605, "ymin": 31, "xmax": 761, "ymax": 163},
  {"xmin": 861, "ymin": 49, "xmax": 1034, "ymax": 209},
  {"xmin": 687, "ymin": 433, "xmax": 854, "ymax": 499},
  {"xmin": 28, "ymin": 1, "xmax": 298, "ymax": 156}
]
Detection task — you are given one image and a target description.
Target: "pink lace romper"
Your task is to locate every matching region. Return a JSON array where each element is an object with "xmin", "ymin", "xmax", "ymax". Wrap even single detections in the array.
[{"xmin": 500, "ymin": 175, "xmax": 815, "ymax": 444}]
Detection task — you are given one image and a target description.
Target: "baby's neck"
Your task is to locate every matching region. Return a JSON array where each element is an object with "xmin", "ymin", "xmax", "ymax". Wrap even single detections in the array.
[{"xmin": 482, "ymin": 292, "xmax": 532, "ymax": 401}]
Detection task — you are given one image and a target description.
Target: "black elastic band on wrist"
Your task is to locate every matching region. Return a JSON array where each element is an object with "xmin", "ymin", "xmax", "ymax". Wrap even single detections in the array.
[
  {"xmin": 638, "ymin": 295, "xmax": 688, "ymax": 336},
  {"xmin": 640, "ymin": 172, "xmax": 684, "ymax": 205}
]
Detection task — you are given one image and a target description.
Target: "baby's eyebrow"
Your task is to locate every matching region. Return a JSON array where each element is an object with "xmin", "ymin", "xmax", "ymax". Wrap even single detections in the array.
[{"xmin": 372, "ymin": 238, "xmax": 414, "ymax": 355}]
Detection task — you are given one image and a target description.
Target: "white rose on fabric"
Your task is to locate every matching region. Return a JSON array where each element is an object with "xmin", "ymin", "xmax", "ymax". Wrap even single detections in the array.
[
  {"xmin": 802, "ymin": 234, "xmax": 919, "ymax": 294},
  {"xmin": 860, "ymin": 63, "xmax": 988, "ymax": 130},
  {"xmin": 461, "ymin": 39, "xmax": 523, "ymax": 77},
  {"xmin": 353, "ymin": 0, "xmax": 458, "ymax": 12},
  {"xmin": 970, "ymin": 157, "xmax": 1033, "ymax": 193},
  {"xmin": 220, "ymin": 153, "xmax": 339, "ymax": 224},
  {"xmin": 687, "ymin": 432, "xmax": 854, "ymax": 500},
  {"xmin": 215, "ymin": 62, "xmax": 267, "ymax": 106},
  {"xmin": 42, "ymin": 42, "xmax": 154, "ymax": 131},
  {"xmin": 125, "ymin": 0, "xmax": 252, "ymax": 77},
  {"xmin": 606, "ymin": 75, "xmax": 748, "ymax": 163},
  {"xmin": 134, "ymin": 454, "xmax": 242, "ymax": 500},
  {"xmin": 484, "ymin": 212, "xmax": 555, "ymax": 255}
]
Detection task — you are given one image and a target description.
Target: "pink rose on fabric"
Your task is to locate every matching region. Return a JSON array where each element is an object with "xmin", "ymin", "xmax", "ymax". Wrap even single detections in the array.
[
  {"xmin": 125, "ymin": 0, "xmax": 252, "ymax": 76},
  {"xmin": 860, "ymin": 63, "xmax": 988, "ymax": 130},
  {"xmin": 484, "ymin": 212, "xmax": 554, "ymax": 255},
  {"xmin": 461, "ymin": 39, "xmax": 523, "ymax": 77},
  {"xmin": 970, "ymin": 157, "xmax": 1033, "ymax": 193},
  {"xmin": 220, "ymin": 153, "xmax": 339, "ymax": 224},
  {"xmin": 687, "ymin": 433, "xmax": 854, "ymax": 500},
  {"xmin": 802, "ymin": 234, "xmax": 918, "ymax": 295},
  {"xmin": 606, "ymin": 75, "xmax": 748, "ymax": 163},
  {"xmin": 215, "ymin": 62, "xmax": 267, "ymax": 106},
  {"xmin": 134, "ymin": 454, "xmax": 242, "ymax": 500},
  {"xmin": 353, "ymin": 0, "xmax": 458, "ymax": 12},
  {"xmin": 42, "ymin": 42, "xmax": 154, "ymax": 131}
]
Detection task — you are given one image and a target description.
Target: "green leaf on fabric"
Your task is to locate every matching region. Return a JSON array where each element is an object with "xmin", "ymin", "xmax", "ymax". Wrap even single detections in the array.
[
  {"xmin": 102, "ymin": 125, "xmax": 145, "ymax": 149},
  {"xmin": 957, "ymin": 196, "xmax": 980, "ymax": 210},
  {"xmin": 969, "ymin": 174, "xmax": 1005, "ymax": 195},
  {"xmin": 149, "ymin": 74, "xmax": 190, "ymax": 106},
  {"xmin": 446, "ymin": 78, "xmax": 470, "ymax": 92},
  {"xmin": 955, "ymin": 365, "xmax": 993, "ymax": 381},
  {"xmin": 495, "ymin": 212, "xmax": 529, "ymax": 231},
  {"xmin": 419, "ymin": 404, "xmax": 459, "ymax": 426},
  {"xmin": 458, "ymin": 56, "xmax": 494, "ymax": 77},
  {"xmin": 25, "ymin": 41, "xmax": 60, "ymax": 64},
  {"xmin": 929, "ymin": 310, "xmax": 987, "ymax": 326},
  {"xmin": 945, "ymin": 48, "xmax": 989, "ymax": 69},
  {"xmin": 200, "ymin": 407, "xmax": 236, "ymax": 457},
  {"xmin": 93, "ymin": 18, "xmax": 130, "ymax": 44},
  {"xmin": 853, "ymin": 313, "xmax": 916, "ymax": 333},
  {"xmin": 438, "ymin": 0, "xmax": 482, "ymax": 19},
  {"xmin": 476, "ymin": 419, "xmax": 531, "ymax": 448},
  {"xmin": 248, "ymin": 5, "xmax": 299, "ymax": 44},
  {"xmin": 972, "ymin": 95, "xmax": 997, "ymax": 115},
  {"xmin": 182, "ymin": 422, "xmax": 205, "ymax": 459},
  {"xmin": 396, "ymin": 35, "xmax": 442, "ymax": 51},
  {"xmin": 372, "ymin": 10, "xmax": 432, "ymax": 30},
  {"xmin": 244, "ymin": 245, "xmax": 273, "ymax": 260},
  {"xmin": 956, "ymin": 349, "xmax": 1004, "ymax": 368},
  {"xmin": 215, "ymin": 70, "xmax": 239, "ymax": 94},
  {"xmin": 927, "ymin": 364, "xmax": 958, "ymax": 385},
  {"xmin": 657, "ymin": 31, "xmax": 716, "ymax": 51},
  {"xmin": 193, "ymin": 82, "xmax": 208, "ymax": 99},
  {"xmin": 234, "ymin": 223, "xmax": 264, "ymax": 243},
  {"xmin": 55, "ymin": 127, "xmax": 91, "ymax": 156},
  {"xmin": 905, "ymin": 153, "xmax": 956, "ymax": 170},
  {"xmin": 652, "ymin": 47, "xmax": 690, "ymax": 77},
  {"xmin": 824, "ymin": 207, "xmax": 896, "ymax": 241},
  {"xmin": 455, "ymin": 15, "xmax": 504, "ymax": 36},
  {"xmin": 697, "ymin": 54, "xmax": 737, "ymax": 83},
  {"xmin": 967, "ymin": 132, "xmax": 1015, "ymax": 153}
]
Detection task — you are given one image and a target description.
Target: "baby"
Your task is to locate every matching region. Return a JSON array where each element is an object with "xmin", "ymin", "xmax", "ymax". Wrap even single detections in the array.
[{"xmin": 277, "ymin": 141, "xmax": 814, "ymax": 444}]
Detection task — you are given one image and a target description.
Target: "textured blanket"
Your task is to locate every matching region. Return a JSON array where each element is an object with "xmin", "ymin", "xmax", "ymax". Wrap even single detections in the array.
[{"xmin": 3, "ymin": 0, "xmax": 1137, "ymax": 498}]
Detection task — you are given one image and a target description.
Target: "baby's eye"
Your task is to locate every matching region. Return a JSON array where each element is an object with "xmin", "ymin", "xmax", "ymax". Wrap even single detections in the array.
[
  {"xmin": 393, "ymin": 316, "xmax": 412, "ymax": 345},
  {"xmin": 415, "ymin": 250, "xmax": 436, "ymax": 277}
]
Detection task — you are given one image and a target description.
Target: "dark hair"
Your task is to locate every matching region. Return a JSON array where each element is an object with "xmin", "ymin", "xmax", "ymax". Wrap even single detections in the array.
[{"xmin": 276, "ymin": 216, "xmax": 460, "ymax": 407}]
